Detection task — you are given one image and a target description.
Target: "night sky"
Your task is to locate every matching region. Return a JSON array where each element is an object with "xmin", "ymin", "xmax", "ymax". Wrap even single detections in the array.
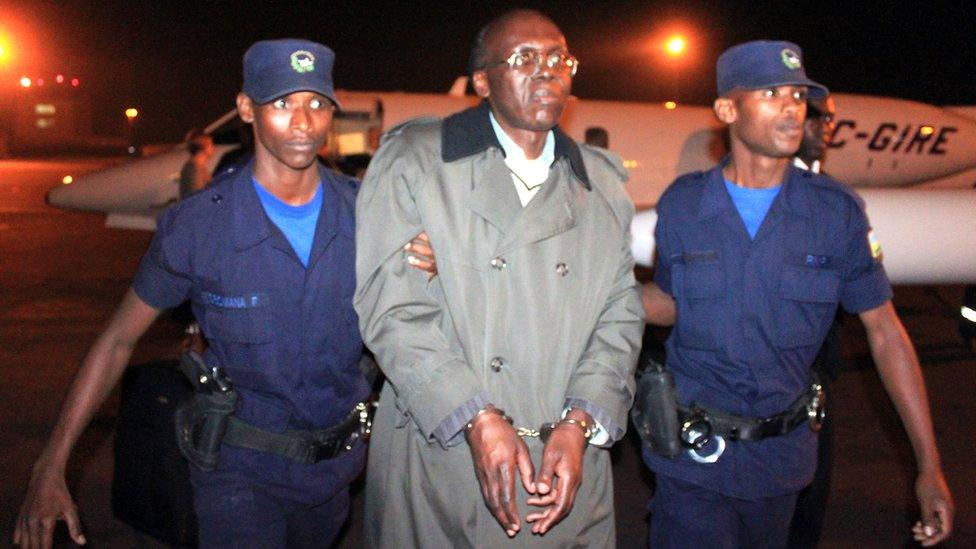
[{"xmin": 3, "ymin": 1, "xmax": 975, "ymax": 142}]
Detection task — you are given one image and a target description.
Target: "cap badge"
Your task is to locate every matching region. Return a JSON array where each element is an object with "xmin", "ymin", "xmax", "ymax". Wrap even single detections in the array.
[
  {"xmin": 780, "ymin": 49, "xmax": 801, "ymax": 70},
  {"xmin": 290, "ymin": 50, "xmax": 316, "ymax": 73}
]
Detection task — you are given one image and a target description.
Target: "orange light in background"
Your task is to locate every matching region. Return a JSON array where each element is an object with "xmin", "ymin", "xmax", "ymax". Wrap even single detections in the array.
[
  {"xmin": 62, "ymin": 175, "xmax": 73, "ymax": 185},
  {"xmin": 55, "ymin": 74, "xmax": 64, "ymax": 84},
  {"xmin": 0, "ymin": 34, "xmax": 9, "ymax": 64},
  {"xmin": 125, "ymin": 108, "xmax": 139, "ymax": 120},
  {"xmin": 19, "ymin": 75, "xmax": 30, "ymax": 87},
  {"xmin": 664, "ymin": 101, "xmax": 677, "ymax": 110},
  {"xmin": 665, "ymin": 35, "xmax": 687, "ymax": 57},
  {"xmin": 36, "ymin": 77, "xmax": 44, "ymax": 86}
]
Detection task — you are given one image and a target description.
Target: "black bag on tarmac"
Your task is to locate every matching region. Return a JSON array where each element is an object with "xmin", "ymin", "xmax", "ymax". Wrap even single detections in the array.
[{"xmin": 112, "ymin": 360, "xmax": 198, "ymax": 547}]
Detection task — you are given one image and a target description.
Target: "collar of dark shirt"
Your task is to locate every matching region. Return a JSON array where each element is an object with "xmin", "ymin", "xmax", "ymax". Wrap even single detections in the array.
[
  {"xmin": 228, "ymin": 158, "xmax": 357, "ymax": 252},
  {"xmin": 696, "ymin": 161, "xmax": 815, "ymax": 221}
]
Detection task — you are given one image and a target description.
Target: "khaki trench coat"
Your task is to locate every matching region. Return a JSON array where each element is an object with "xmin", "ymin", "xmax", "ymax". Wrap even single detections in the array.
[{"xmin": 354, "ymin": 105, "xmax": 644, "ymax": 548}]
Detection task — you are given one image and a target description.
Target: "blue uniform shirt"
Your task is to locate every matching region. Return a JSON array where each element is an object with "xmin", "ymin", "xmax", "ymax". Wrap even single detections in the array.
[
  {"xmin": 645, "ymin": 162, "xmax": 892, "ymax": 499},
  {"xmin": 133, "ymin": 161, "xmax": 368, "ymax": 504}
]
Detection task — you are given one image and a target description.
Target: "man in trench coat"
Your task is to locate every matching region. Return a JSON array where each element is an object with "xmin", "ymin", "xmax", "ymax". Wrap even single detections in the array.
[{"xmin": 354, "ymin": 9, "xmax": 644, "ymax": 548}]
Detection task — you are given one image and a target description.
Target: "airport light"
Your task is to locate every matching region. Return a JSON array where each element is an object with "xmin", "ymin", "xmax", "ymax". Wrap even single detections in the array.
[
  {"xmin": 19, "ymin": 75, "xmax": 30, "ymax": 88},
  {"xmin": 125, "ymin": 108, "xmax": 139, "ymax": 120},
  {"xmin": 664, "ymin": 101, "xmax": 677, "ymax": 110},
  {"xmin": 665, "ymin": 35, "xmax": 687, "ymax": 57},
  {"xmin": 62, "ymin": 175, "xmax": 73, "ymax": 185},
  {"xmin": 70, "ymin": 77, "xmax": 79, "ymax": 87},
  {"xmin": 56, "ymin": 74, "xmax": 64, "ymax": 84}
]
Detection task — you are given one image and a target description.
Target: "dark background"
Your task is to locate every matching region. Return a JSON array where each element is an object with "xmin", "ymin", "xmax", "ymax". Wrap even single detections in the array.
[{"xmin": 2, "ymin": 1, "xmax": 975, "ymax": 142}]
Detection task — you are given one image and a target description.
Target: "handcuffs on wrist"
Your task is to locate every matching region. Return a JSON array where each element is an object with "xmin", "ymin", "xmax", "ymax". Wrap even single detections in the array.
[
  {"xmin": 464, "ymin": 406, "xmax": 594, "ymax": 444},
  {"xmin": 464, "ymin": 406, "xmax": 513, "ymax": 434}
]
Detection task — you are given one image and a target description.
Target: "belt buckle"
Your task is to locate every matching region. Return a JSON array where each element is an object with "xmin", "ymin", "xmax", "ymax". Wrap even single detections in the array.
[{"xmin": 806, "ymin": 384, "xmax": 826, "ymax": 432}]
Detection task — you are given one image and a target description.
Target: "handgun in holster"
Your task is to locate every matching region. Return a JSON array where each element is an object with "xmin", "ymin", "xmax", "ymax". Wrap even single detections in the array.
[
  {"xmin": 630, "ymin": 355, "xmax": 683, "ymax": 457},
  {"xmin": 174, "ymin": 349, "xmax": 237, "ymax": 471}
]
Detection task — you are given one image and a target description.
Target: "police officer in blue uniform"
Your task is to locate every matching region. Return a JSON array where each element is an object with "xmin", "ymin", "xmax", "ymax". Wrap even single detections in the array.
[
  {"xmin": 641, "ymin": 41, "xmax": 954, "ymax": 548},
  {"xmin": 15, "ymin": 39, "xmax": 402, "ymax": 548}
]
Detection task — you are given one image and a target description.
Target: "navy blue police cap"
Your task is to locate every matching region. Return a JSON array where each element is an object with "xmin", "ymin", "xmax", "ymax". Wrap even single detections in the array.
[
  {"xmin": 716, "ymin": 40, "xmax": 828, "ymax": 99},
  {"xmin": 242, "ymin": 39, "xmax": 340, "ymax": 107}
]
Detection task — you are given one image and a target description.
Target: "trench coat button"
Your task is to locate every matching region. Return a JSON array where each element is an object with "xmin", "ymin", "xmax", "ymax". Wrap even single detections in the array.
[
  {"xmin": 556, "ymin": 263, "xmax": 569, "ymax": 276},
  {"xmin": 489, "ymin": 257, "xmax": 507, "ymax": 270},
  {"xmin": 489, "ymin": 356, "xmax": 504, "ymax": 372}
]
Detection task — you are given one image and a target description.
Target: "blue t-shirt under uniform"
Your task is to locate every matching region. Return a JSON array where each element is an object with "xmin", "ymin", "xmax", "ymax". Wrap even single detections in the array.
[
  {"xmin": 724, "ymin": 179, "xmax": 781, "ymax": 239},
  {"xmin": 252, "ymin": 178, "xmax": 322, "ymax": 266}
]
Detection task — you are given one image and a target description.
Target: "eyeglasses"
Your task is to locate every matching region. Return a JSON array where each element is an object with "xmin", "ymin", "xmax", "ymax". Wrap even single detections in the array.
[{"xmin": 483, "ymin": 50, "xmax": 579, "ymax": 77}]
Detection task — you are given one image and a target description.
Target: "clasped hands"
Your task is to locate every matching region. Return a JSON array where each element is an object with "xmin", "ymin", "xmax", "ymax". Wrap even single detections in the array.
[{"xmin": 465, "ymin": 405, "xmax": 590, "ymax": 537}]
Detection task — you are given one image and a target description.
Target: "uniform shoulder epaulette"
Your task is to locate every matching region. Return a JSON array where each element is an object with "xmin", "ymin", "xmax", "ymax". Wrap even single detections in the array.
[{"xmin": 580, "ymin": 144, "xmax": 628, "ymax": 183}]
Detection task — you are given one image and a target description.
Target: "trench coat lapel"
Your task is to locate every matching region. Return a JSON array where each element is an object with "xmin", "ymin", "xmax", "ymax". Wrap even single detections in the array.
[
  {"xmin": 465, "ymin": 153, "xmax": 523, "ymax": 234},
  {"xmin": 497, "ymin": 159, "xmax": 578, "ymax": 254}
]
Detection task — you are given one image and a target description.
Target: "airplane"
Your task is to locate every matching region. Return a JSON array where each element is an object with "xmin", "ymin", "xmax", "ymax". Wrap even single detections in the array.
[{"xmin": 46, "ymin": 78, "xmax": 976, "ymax": 286}]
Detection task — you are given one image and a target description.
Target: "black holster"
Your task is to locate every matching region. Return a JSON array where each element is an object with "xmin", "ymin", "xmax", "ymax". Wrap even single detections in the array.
[
  {"xmin": 174, "ymin": 350, "xmax": 237, "ymax": 471},
  {"xmin": 631, "ymin": 356, "xmax": 682, "ymax": 457}
]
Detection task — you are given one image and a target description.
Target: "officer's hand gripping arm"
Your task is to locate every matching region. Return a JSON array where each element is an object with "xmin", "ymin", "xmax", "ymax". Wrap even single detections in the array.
[{"xmin": 14, "ymin": 289, "xmax": 161, "ymax": 548}]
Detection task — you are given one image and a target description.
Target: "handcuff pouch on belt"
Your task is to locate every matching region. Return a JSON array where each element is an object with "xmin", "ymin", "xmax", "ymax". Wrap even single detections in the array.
[
  {"xmin": 632, "ymin": 354, "xmax": 826, "ymax": 463},
  {"xmin": 175, "ymin": 350, "xmax": 374, "ymax": 471}
]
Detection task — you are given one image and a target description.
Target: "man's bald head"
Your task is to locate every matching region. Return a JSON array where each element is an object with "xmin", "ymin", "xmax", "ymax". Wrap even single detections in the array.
[{"xmin": 468, "ymin": 9, "xmax": 561, "ymax": 74}]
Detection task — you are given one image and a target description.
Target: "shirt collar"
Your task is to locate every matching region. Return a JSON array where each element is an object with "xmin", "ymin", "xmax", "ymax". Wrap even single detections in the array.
[
  {"xmin": 488, "ymin": 110, "xmax": 555, "ymax": 167},
  {"xmin": 440, "ymin": 101, "xmax": 591, "ymax": 190},
  {"xmin": 231, "ymin": 160, "xmax": 350, "ymax": 252},
  {"xmin": 698, "ymin": 159, "xmax": 814, "ymax": 220}
]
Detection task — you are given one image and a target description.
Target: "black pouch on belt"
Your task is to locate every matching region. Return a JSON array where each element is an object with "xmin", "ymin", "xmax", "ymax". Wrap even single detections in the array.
[
  {"xmin": 631, "ymin": 356, "xmax": 682, "ymax": 457},
  {"xmin": 174, "ymin": 350, "xmax": 237, "ymax": 471}
]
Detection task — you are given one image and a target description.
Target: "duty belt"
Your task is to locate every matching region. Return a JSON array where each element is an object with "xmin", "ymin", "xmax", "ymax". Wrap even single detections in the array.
[
  {"xmin": 222, "ymin": 402, "xmax": 372, "ymax": 464},
  {"xmin": 678, "ymin": 378, "xmax": 825, "ymax": 445},
  {"xmin": 176, "ymin": 350, "xmax": 374, "ymax": 469}
]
